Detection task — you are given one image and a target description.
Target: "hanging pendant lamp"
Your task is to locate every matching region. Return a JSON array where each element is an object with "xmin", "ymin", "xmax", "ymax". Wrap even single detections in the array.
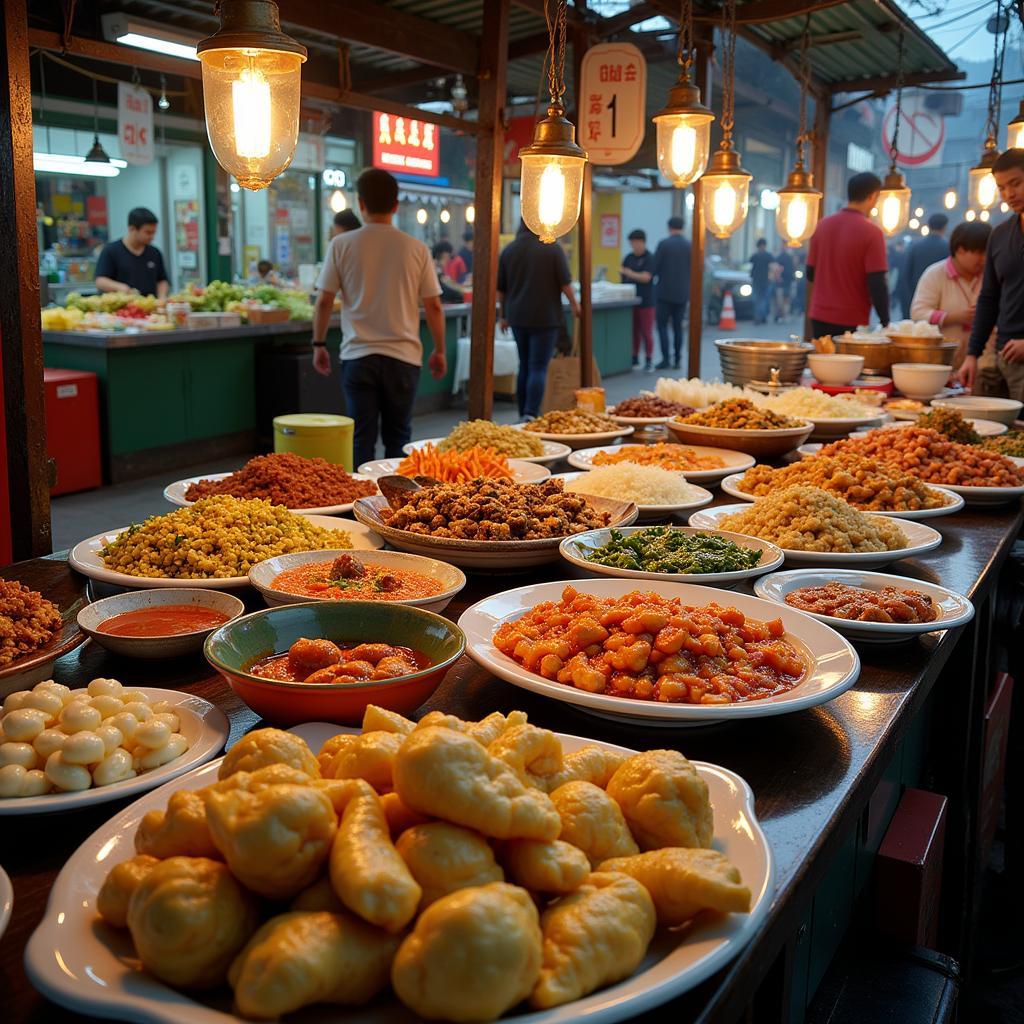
[
  {"xmin": 875, "ymin": 28, "xmax": 911, "ymax": 237},
  {"xmin": 84, "ymin": 78, "xmax": 111, "ymax": 164},
  {"xmin": 520, "ymin": 0, "xmax": 587, "ymax": 243},
  {"xmin": 973, "ymin": 4, "xmax": 1010, "ymax": 207}
]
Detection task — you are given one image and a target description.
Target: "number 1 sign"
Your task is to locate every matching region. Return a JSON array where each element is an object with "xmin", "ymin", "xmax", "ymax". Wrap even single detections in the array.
[{"xmin": 579, "ymin": 43, "xmax": 647, "ymax": 166}]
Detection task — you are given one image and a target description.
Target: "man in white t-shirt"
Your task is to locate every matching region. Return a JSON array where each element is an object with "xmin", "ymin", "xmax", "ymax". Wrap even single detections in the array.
[{"xmin": 312, "ymin": 168, "xmax": 446, "ymax": 466}]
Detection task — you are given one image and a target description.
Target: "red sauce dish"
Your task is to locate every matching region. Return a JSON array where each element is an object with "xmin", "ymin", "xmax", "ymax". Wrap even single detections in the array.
[{"xmin": 98, "ymin": 605, "xmax": 231, "ymax": 637}]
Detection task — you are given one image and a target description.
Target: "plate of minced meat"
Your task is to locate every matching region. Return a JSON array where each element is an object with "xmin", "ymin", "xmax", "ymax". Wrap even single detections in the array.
[
  {"xmin": 0, "ymin": 564, "xmax": 89, "ymax": 696},
  {"xmin": 163, "ymin": 452, "xmax": 379, "ymax": 515}
]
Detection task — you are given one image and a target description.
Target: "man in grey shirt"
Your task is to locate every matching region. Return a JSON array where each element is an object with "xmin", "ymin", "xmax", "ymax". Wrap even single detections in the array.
[{"xmin": 652, "ymin": 216, "xmax": 692, "ymax": 370}]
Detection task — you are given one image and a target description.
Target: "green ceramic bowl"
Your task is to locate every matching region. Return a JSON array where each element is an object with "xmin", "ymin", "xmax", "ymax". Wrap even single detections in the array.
[{"xmin": 205, "ymin": 601, "xmax": 465, "ymax": 725}]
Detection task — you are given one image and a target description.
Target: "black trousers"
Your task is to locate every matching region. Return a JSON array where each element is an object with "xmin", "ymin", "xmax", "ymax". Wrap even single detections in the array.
[
  {"xmin": 656, "ymin": 299, "xmax": 687, "ymax": 363},
  {"xmin": 810, "ymin": 318, "xmax": 856, "ymax": 339},
  {"xmin": 341, "ymin": 354, "xmax": 421, "ymax": 468}
]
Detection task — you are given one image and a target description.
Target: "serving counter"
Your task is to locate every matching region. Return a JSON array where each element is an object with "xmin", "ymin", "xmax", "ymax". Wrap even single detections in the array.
[
  {"xmin": 2, "ymin": 490, "xmax": 1019, "ymax": 1024},
  {"xmin": 41, "ymin": 298, "xmax": 637, "ymax": 483}
]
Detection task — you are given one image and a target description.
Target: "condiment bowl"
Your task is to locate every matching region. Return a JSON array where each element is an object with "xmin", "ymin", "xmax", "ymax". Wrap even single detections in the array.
[
  {"xmin": 77, "ymin": 589, "xmax": 246, "ymax": 659},
  {"xmin": 808, "ymin": 353, "xmax": 864, "ymax": 386},
  {"xmin": 248, "ymin": 549, "xmax": 467, "ymax": 612},
  {"xmin": 204, "ymin": 601, "xmax": 466, "ymax": 725},
  {"xmin": 931, "ymin": 395, "xmax": 1023, "ymax": 426},
  {"xmin": 891, "ymin": 362, "xmax": 952, "ymax": 400}
]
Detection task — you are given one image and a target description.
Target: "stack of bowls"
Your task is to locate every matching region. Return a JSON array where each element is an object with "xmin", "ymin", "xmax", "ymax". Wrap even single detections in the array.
[
  {"xmin": 888, "ymin": 337, "xmax": 957, "ymax": 367},
  {"xmin": 715, "ymin": 339, "xmax": 813, "ymax": 386}
]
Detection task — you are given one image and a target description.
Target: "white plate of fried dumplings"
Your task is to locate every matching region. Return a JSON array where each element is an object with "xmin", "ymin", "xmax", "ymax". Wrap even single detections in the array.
[{"xmin": 26, "ymin": 715, "xmax": 773, "ymax": 1024}]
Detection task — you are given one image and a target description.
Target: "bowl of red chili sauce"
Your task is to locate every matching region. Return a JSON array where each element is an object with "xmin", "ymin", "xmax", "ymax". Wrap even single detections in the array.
[{"xmin": 77, "ymin": 589, "xmax": 246, "ymax": 659}]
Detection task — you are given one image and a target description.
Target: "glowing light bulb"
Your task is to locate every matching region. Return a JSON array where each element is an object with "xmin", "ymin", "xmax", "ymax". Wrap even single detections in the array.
[
  {"xmin": 1001, "ymin": 201, "xmax": 1010, "ymax": 213},
  {"xmin": 670, "ymin": 123, "xmax": 698, "ymax": 179},
  {"xmin": 944, "ymin": 189, "xmax": 956, "ymax": 210},
  {"xmin": 232, "ymin": 61, "xmax": 271, "ymax": 158},
  {"xmin": 440, "ymin": 208, "xmax": 451, "ymax": 224},
  {"xmin": 966, "ymin": 209, "xmax": 977, "ymax": 222},
  {"xmin": 980, "ymin": 208, "xmax": 990, "ymax": 222},
  {"xmin": 921, "ymin": 225, "xmax": 930, "ymax": 235},
  {"xmin": 466, "ymin": 204, "xmax": 475, "ymax": 224},
  {"xmin": 329, "ymin": 189, "xmax": 346, "ymax": 213},
  {"xmin": 977, "ymin": 173, "xmax": 997, "ymax": 209},
  {"xmin": 908, "ymin": 217, "xmax": 920, "ymax": 230},
  {"xmin": 880, "ymin": 193, "xmax": 902, "ymax": 234},
  {"xmin": 914, "ymin": 207, "xmax": 924, "ymax": 218},
  {"xmin": 538, "ymin": 163, "xmax": 566, "ymax": 230},
  {"xmin": 712, "ymin": 182, "xmax": 737, "ymax": 229},
  {"xmin": 785, "ymin": 196, "xmax": 808, "ymax": 241},
  {"xmin": 416, "ymin": 208, "xmax": 428, "ymax": 225}
]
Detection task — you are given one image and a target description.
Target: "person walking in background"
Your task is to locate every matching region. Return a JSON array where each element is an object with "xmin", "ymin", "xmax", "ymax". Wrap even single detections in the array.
[
  {"xmin": 455, "ymin": 229, "xmax": 473, "ymax": 283},
  {"xmin": 888, "ymin": 237, "xmax": 908, "ymax": 318},
  {"xmin": 958, "ymin": 149, "xmax": 1024, "ymax": 400},
  {"xmin": 773, "ymin": 247, "xmax": 795, "ymax": 322},
  {"xmin": 312, "ymin": 168, "xmax": 446, "ymax": 468},
  {"xmin": 330, "ymin": 209, "xmax": 361, "ymax": 237},
  {"xmin": 652, "ymin": 216, "xmax": 691, "ymax": 370},
  {"xmin": 620, "ymin": 228, "xmax": 656, "ymax": 372},
  {"xmin": 910, "ymin": 220, "xmax": 991, "ymax": 370},
  {"xmin": 901, "ymin": 214, "xmax": 949, "ymax": 315},
  {"xmin": 497, "ymin": 220, "xmax": 581, "ymax": 420},
  {"xmin": 749, "ymin": 239, "xmax": 774, "ymax": 325},
  {"xmin": 807, "ymin": 171, "xmax": 889, "ymax": 337}
]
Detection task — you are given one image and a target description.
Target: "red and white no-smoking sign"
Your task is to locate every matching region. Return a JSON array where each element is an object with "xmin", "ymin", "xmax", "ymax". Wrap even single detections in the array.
[
  {"xmin": 117, "ymin": 83, "xmax": 154, "ymax": 166},
  {"xmin": 882, "ymin": 94, "xmax": 945, "ymax": 168},
  {"xmin": 579, "ymin": 42, "xmax": 647, "ymax": 166}
]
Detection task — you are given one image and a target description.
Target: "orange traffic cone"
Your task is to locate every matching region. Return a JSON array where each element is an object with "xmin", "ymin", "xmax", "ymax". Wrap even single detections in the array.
[{"xmin": 719, "ymin": 290, "xmax": 737, "ymax": 330}]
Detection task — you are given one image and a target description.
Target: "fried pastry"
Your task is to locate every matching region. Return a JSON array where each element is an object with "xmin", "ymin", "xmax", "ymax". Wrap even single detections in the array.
[
  {"xmin": 97, "ymin": 854, "xmax": 159, "ymax": 928},
  {"xmin": 530, "ymin": 871, "xmax": 656, "ymax": 1009},
  {"xmin": 329, "ymin": 778, "xmax": 421, "ymax": 932},
  {"xmin": 599, "ymin": 848, "xmax": 751, "ymax": 926},
  {"xmin": 539, "ymin": 744, "xmax": 627, "ymax": 792},
  {"xmin": 393, "ymin": 726, "xmax": 560, "ymax": 841},
  {"xmin": 217, "ymin": 728, "xmax": 319, "ymax": 780},
  {"xmin": 391, "ymin": 882, "xmax": 542, "ymax": 1021},
  {"xmin": 606, "ymin": 749, "xmax": 713, "ymax": 850},
  {"xmin": 321, "ymin": 730, "xmax": 402, "ymax": 792},
  {"xmin": 361, "ymin": 704, "xmax": 416, "ymax": 736},
  {"xmin": 228, "ymin": 910, "xmax": 400, "ymax": 1019},
  {"xmin": 126, "ymin": 856, "xmax": 259, "ymax": 989},
  {"xmin": 396, "ymin": 822, "xmax": 504, "ymax": 909},
  {"xmin": 290, "ymin": 874, "xmax": 346, "ymax": 913},
  {"xmin": 550, "ymin": 781, "xmax": 639, "ymax": 866},
  {"xmin": 413, "ymin": 709, "xmax": 529, "ymax": 746},
  {"xmin": 487, "ymin": 724, "xmax": 563, "ymax": 788},
  {"xmin": 380, "ymin": 790, "xmax": 432, "ymax": 835},
  {"xmin": 500, "ymin": 839, "xmax": 589, "ymax": 894},
  {"xmin": 135, "ymin": 789, "xmax": 219, "ymax": 860}
]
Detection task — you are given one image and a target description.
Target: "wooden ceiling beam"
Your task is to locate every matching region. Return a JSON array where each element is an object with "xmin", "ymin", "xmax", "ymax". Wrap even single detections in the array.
[{"xmin": 353, "ymin": 65, "xmax": 451, "ymax": 95}]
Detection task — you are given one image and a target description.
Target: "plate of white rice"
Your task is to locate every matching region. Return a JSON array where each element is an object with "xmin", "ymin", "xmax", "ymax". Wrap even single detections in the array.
[{"xmin": 554, "ymin": 465, "xmax": 714, "ymax": 522}]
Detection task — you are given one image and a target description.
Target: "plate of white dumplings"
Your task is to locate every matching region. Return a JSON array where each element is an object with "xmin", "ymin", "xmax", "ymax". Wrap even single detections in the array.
[{"xmin": 0, "ymin": 679, "xmax": 228, "ymax": 815}]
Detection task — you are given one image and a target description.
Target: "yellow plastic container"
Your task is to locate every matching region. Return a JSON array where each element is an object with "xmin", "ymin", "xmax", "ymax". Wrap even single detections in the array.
[{"xmin": 273, "ymin": 414, "xmax": 354, "ymax": 470}]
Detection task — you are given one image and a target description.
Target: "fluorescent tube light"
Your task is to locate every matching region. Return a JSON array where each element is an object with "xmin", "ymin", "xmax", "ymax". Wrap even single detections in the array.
[
  {"xmin": 114, "ymin": 32, "xmax": 198, "ymax": 61},
  {"xmin": 101, "ymin": 13, "xmax": 199, "ymax": 61},
  {"xmin": 34, "ymin": 153, "xmax": 125, "ymax": 176}
]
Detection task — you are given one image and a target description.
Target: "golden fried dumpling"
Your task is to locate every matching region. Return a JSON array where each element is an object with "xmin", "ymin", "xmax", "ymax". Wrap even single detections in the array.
[
  {"xmin": 321, "ymin": 730, "xmax": 402, "ymax": 792},
  {"xmin": 329, "ymin": 778, "xmax": 421, "ymax": 933},
  {"xmin": 393, "ymin": 726, "xmax": 560, "ymax": 841},
  {"xmin": 413, "ymin": 709, "xmax": 529, "ymax": 747},
  {"xmin": 530, "ymin": 871, "xmax": 656, "ymax": 1009},
  {"xmin": 487, "ymin": 724, "xmax": 563, "ymax": 788},
  {"xmin": 550, "ymin": 781, "xmax": 639, "ymax": 867},
  {"xmin": 396, "ymin": 822, "xmax": 504, "ymax": 910},
  {"xmin": 290, "ymin": 874, "xmax": 346, "ymax": 913},
  {"xmin": 380, "ymin": 791, "xmax": 432, "ymax": 836},
  {"xmin": 218, "ymin": 728, "xmax": 320, "ymax": 781},
  {"xmin": 204, "ymin": 782, "xmax": 337, "ymax": 899},
  {"xmin": 228, "ymin": 910, "xmax": 400, "ymax": 1019},
  {"xmin": 135, "ymin": 790, "xmax": 219, "ymax": 860},
  {"xmin": 126, "ymin": 856, "xmax": 259, "ymax": 989},
  {"xmin": 606, "ymin": 749, "xmax": 713, "ymax": 850},
  {"xmin": 212, "ymin": 763, "xmax": 313, "ymax": 793},
  {"xmin": 362, "ymin": 704, "xmax": 416, "ymax": 736},
  {"xmin": 391, "ymin": 882, "xmax": 542, "ymax": 1022},
  {"xmin": 97, "ymin": 854, "xmax": 160, "ymax": 928},
  {"xmin": 500, "ymin": 839, "xmax": 589, "ymax": 894},
  {"xmin": 540, "ymin": 745, "xmax": 627, "ymax": 792},
  {"xmin": 599, "ymin": 848, "xmax": 751, "ymax": 926}
]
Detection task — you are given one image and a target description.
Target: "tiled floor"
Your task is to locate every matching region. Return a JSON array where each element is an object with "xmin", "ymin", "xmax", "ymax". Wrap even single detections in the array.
[{"xmin": 49, "ymin": 319, "xmax": 800, "ymax": 550}]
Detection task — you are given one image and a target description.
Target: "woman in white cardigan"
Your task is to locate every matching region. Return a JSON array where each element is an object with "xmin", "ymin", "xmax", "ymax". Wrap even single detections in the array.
[{"xmin": 910, "ymin": 221, "xmax": 992, "ymax": 369}]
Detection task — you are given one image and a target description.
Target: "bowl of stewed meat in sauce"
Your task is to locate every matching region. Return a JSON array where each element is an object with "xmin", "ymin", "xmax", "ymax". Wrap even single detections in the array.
[
  {"xmin": 248, "ymin": 549, "xmax": 467, "ymax": 613},
  {"xmin": 204, "ymin": 600, "xmax": 466, "ymax": 724}
]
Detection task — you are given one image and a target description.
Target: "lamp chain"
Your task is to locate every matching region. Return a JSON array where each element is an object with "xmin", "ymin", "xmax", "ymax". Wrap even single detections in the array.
[
  {"xmin": 720, "ymin": 0, "xmax": 738, "ymax": 146},
  {"xmin": 889, "ymin": 27, "xmax": 905, "ymax": 165},
  {"xmin": 677, "ymin": 0, "xmax": 694, "ymax": 77},
  {"xmin": 545, "ymin": 0, "xmax": 569, "ymax": 107},
  {"xmin": 795, "ymin": 14, "xmax": 812, "ymax": 168}
]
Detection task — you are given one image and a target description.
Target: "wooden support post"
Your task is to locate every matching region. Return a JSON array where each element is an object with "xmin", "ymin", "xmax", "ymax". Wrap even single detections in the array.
[
  {"xmin": 687, "ymin": 42, "xmax": 712, "ymax": 378},
  {"xmin": 0, "ymin": 0, "xmax": 51, "ymax": 557},
  {"xmin": 467, "ymin": 0, "xmax": 509, "ymax": 421},
  {"xmin": 805, "ymin": 90, "xmax": 831, "ymax": 341},
  {"xmin": 574, "ymin": 27, "xmax": 594, "ymax": 387}
]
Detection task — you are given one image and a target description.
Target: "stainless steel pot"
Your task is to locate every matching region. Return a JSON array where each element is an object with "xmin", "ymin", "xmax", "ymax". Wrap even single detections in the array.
[{"xmin": 715, "ymin": 338, "xmax": 813, "ymax": 386}]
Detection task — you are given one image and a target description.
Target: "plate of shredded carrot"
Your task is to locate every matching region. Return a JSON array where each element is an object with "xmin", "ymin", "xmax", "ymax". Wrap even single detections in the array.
[{"xmin": 359, "ymin": 445, "xmax": 552, "ymax": 484}]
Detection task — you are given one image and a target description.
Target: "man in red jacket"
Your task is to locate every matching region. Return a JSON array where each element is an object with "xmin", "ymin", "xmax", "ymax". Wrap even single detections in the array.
[{"xmin": 807, "ymin": 172, "xmax": 890, "ymax": 338}]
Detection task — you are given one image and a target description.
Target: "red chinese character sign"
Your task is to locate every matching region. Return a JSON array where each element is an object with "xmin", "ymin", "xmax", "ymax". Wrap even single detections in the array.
[
  {"xmin": 882, "ymin": 94, "xmax": 945, "ymax": 168},
  {"xmin": 117, "ymin": 83, "xmax": 154, "ymax": 166},
  {"xmin": 579, "ymin": 43, "xmax": 647, "ymax": 166},
  {"xmin": 372, "ymin": 112, "xmax": 440, "ymax": 177}
]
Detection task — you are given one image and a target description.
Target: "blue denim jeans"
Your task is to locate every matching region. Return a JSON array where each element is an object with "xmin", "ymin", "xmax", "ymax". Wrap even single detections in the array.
[
  {"xmin": 753, "ymin": 284, "xmax": 772, "ymax": 323},
  {"xmin": 656, "ymin": 300, "xmax": 687, "ymax": 364},
  {"xmin": 341, "ymin": 354, "xmax": 421, "ymax": 467},
  {"xmin": 511, "ymin": 326, "xmax": 559, "ymax": 419}
]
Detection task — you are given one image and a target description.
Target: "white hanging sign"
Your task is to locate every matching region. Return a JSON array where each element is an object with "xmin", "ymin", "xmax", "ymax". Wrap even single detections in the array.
[
  {"xmin": 882, "ymin": 94, "xmax": 946, "ymax": 169},
  {"xmin": 579, "ymin": 42, "xmax": 647, "ymax": 166},
  {"xmin": 117, "ymin": 83, "xmax": 154, "ymax": 166}
]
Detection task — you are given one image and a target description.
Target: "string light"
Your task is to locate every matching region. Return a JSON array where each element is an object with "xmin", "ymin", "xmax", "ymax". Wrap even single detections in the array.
[
  {"xmin": 440, "ymin": 208, "xmax": 451, "ymax": 224},
  {"xmin": 416, "ymin": 208, "xmax": 428, "ymax": 225},
  {"xmin": 909, "ymin": 217, "xmax": 920, "ymax": 229},
  {"xmin": 980, "ymin": 208, "xmax": 991, "ymax": 221},
  {"xmin": 966, "ymin": 209, "xmax": 977, "ymax": 221},
  {"xmin": 944, "ymin": 189, "xmax": 957, "ymax": 209},
  {"xmin": 465, "ymin": 204, "xmax": 475, "ymax": 223},
  {"xmin": 1001, "ymin": 201, "xmax": 1010, "ymax": 212},
  {"xmin": 921, "ymin": 224, "xmax": 930, "ymax": 235}
]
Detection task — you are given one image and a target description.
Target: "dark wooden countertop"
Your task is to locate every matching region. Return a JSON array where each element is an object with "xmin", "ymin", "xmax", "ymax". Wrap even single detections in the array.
[{"xmin": 2, "ymin": 495, "xmax": 1021, "ymax": 1023}]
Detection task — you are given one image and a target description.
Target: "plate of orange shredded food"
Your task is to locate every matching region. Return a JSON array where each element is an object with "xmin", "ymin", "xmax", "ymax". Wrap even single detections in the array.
[
  {"xmin": 459, "ymin": 580, "xmax": 860, "ymax": 725},
  {"xmin": 358, "ymin": 454, "xmax": 551, "ymax": 484},
  {"xmin": 754, "ymin": 569, "xmax": 974, "ymax": 643},
  {"xmin": 566, "ymin": 444, "xmax": 754, "ymax": 484}
]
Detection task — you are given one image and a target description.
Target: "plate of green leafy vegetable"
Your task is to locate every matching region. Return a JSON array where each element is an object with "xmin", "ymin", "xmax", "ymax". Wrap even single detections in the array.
[{"xmin": 559, "ymin": 525, "xmax": 784, "ymax": 587}]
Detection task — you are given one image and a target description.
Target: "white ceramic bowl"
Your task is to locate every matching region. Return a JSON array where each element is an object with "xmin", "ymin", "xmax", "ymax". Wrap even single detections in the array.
[
  {"xmin": 248, "ymin": 549, "xmax": 467, "ymax": 612},
  {"xmin": 891, "ymin": 362, "xmax": 952, "ymax": 400},
  {"xmin": 808, "ymin": 353, "xmax": 864, "ymax": 385},
  {"xmin": 931, "ymin": 395, "xmax": 1023, "ymax": 426},
  {"xmin": 77, "ymin": 589, "xmax": 246, "ymax": 659}
]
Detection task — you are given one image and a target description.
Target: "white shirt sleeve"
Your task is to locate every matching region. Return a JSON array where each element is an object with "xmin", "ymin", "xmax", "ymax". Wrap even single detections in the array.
[
  {"xmin": 910, "ymin": 262, "xmax": 946, "ymax": 324},
  {"xmin": 316, "ymin": 237, "xmax": 343, "ymax": 295},
  {"xmin": 419, "ymin": 246, "xmax": 442, "ymax": 300}
]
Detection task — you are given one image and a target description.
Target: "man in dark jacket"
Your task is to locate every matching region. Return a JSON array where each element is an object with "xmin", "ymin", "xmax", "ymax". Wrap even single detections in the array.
[
  {"xmin": 497, "ymin": 221, "xmax": 581, "ymax": 419},
  {"xmin": 901, "ymin": 214, "xmax": 948, "ymax": 314},
  {"xmin": 652, "ymin": 216, "xmax": 692, "ymax": 370}
]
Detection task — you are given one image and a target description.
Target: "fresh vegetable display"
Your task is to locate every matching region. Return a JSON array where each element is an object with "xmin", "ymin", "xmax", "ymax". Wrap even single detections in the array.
[{"xmin": 576, "ymin": 527, "xmax": 763, "ymax": 575}]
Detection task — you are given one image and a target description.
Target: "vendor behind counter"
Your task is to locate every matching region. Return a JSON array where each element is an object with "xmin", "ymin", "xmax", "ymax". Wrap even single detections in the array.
[{"xmin": 94, "ymin": 206, "xmax": 170, "ymax": 300}]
